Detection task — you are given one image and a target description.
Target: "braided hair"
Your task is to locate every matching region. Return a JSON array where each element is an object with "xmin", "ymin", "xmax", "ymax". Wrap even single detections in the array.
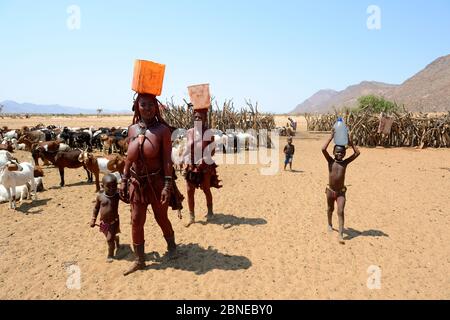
[{"xmin": 132, "ymin": 93, "xmax": 175, "ymax": 132}]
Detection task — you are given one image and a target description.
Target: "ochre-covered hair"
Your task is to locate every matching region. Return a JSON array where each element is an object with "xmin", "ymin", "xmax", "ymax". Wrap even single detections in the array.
[{"xmin": 132, "ymin": 93, "xmax": 175, "ymax": 132}]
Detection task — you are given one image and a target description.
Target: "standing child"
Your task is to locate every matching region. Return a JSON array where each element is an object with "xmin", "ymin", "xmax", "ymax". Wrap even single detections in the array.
[
  {"xmin": 321, "ymin": 129, "xmax": 360, "ymax": 244},
  {"xmin": 90, "ymin": 174, "xmax": 122, "ymax": 262},
  {"xmin": 283, "ymin": 137, "xmax": 295, "ymax": 171}
]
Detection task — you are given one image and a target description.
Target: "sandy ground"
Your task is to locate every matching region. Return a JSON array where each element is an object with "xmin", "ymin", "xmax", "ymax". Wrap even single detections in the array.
[{"xmin": 0, "ymin": 116, "xmax": 449, "ymax": 299}]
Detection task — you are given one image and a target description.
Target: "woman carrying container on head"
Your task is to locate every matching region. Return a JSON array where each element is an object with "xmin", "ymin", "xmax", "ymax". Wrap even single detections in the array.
[
  {"xmin": 182, "ymin": 84, "xmax": 222, "ymax": 228},
  {"xmin": 120, "ymin": 60, "xmax": 183, "ymax": 276}
]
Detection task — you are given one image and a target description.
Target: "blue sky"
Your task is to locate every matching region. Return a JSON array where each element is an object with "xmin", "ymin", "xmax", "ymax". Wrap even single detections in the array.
[{"xmin": 1, "ymin": 0, "xmax": 449, "ymax": 113}]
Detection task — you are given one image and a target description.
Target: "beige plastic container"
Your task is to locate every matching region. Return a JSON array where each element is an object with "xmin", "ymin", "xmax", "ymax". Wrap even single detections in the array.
[
  {"xmin": 188, "ymin": 83, "xmax": 211, "ymax": 110},
  {"xmin": 132, "ymin": 60, "xmax": 165, "ymax": 96}
]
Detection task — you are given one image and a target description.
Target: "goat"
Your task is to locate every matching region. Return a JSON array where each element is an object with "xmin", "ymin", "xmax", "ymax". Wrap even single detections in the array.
[
  {"xmin": 35, "ymin": 146, "xmax": 93, "ymax": 189},
  {"xmin": 78, "ymin": 152, "xmax": 125, "ymax": 192},
  {"xmin": 0, "ymin": 154, "xmax": 36, "ymax": 210},
  {"xmin": 172, "ymin": 136, "xmax": 188, "ymax": 172},
  {"xmin": 0, "ymin": 184, "xmax": 29, "ymax": 203},
  {"xmin": 11, "ymin": 138, "xmax": 27, "ymax": 151}
]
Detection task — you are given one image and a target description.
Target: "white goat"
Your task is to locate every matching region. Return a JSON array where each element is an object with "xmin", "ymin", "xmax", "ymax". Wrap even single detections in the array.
[
  {"xmin": 0, "ymin": 184, "xmax": 29, "ymax": 203},
  {"xmin": 0, "ymin": 152, "xmax": 36, "ymax": 210},
  {"xmin": 11, "ymin": 138, "xmax": 27, "ymax": 151},
  {"xmin": 172, "ymin": 136, "xmax": 188, "ymax": 171},
  {"xmin": 30, "ymin": 177, "xmax": 44, "ymax": 192},
  {"xmin": 0, "ymin": 150, "xmax": 13, "ymax": 166},
  {"xmin": 4, "ymin": 130, "xmax": 18, "ymax": 140},
  {"xmin": 58, "ymin": 143, "xmax": 71, "ymax": 152}
]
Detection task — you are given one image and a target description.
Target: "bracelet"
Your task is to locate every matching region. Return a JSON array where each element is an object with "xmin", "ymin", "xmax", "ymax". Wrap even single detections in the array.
[{"xmin": 163, "ymin": 177, "xmax": 173, "ymax": 191}]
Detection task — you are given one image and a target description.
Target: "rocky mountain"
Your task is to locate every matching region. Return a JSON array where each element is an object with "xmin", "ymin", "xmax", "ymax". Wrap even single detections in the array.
[
  {"xmin": 291, "ymin": 54, "xmax": 450, "ymax": 113},
  {"xmin": 385, "ymin": 54, "xmax": 450, "ymax": 112}
]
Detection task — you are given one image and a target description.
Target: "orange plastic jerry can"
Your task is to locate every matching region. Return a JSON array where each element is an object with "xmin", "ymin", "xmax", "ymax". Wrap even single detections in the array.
[
  {"xmin": 188, "ymin": 83, "xmax": 211, "ymax": 111},
  {"xmin": 132, "ymin": 60, "xmax": 166, "ymax": 96}
]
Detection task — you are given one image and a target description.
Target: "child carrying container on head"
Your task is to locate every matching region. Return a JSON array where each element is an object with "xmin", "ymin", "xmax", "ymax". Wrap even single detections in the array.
[{"xmin": 321, "ymin": 125, "xmax": 360, "ymax": 244}]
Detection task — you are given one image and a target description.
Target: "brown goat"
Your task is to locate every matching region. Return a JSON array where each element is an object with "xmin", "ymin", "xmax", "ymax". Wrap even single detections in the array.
[
  {"xmin": 77, "ymin": 152, "xmax": 101, "ymax": 192},
  {"xmin": 115, "ymin": 138, "xmax": 129, "ymax": 155},
  {"xmin": 35, "ymin": 146, "xmax": 93, "ymax": 189}
]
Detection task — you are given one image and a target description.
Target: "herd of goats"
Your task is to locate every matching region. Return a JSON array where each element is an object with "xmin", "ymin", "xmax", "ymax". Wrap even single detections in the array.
[{"xmin": 0, "ymin": 123, "xmax": 272, "ymax": 210}]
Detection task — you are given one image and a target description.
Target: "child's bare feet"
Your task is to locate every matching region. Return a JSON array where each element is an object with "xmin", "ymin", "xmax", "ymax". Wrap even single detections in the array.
[
  {"xmin": 328, "ymin": 225, "xmax": 333, "ymax": 233},
  {"xmin": 338, "ymin": 234, "xmax": 345, "ymax": 245}
]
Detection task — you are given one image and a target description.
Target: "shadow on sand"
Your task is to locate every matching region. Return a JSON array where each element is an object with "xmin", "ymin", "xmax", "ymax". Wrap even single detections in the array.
[
  {"xmin": 198, "ymin": 213, "xmax": 267, "ymax": 229},
  {"xmin": 288, "ymin": 169, "xmax": 304, "ymax": 173},
  {"xmin": 48, "ymin": 181, "xmax": 93, "ymax": 190},
  {"xmin": 117, "ymin": 243, "xmax": 251, "ymax": 275},
  {"xmin": 145, "ymin": 243, "xmax": 252, "ymax": 275},
  {"xmin": 16, "ymin": 198, "xmax": 51, "ymax": 214},
  {"xmin": 343, "ymin": 228, "xmax": 389, "ymax": 240}
]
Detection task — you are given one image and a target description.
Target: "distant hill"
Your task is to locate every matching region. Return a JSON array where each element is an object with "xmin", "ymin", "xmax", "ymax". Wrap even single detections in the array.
[
  {"xmin": 291, "ymin": 54, "xmax": 450, "ymax": 114},
  {"xmin": 385, "ymin": 55, "xmax": 450, "ymax": 112},
  {"xmin": 293, "ymin": 89, "xmax": 339, "ymax": 114},
  {"xmin": 292, "ymin": 82, "xmax": 398, "ymax": 114},
  {"xmin": 0, "ymin": 100, "xmax": 131, "ymax": 115}
]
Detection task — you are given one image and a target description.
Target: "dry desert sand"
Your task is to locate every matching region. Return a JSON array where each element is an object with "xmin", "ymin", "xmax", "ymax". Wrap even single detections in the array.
[{"xmin": 0, "ymin": 115, "xmax": 449, "ymax": 299}]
